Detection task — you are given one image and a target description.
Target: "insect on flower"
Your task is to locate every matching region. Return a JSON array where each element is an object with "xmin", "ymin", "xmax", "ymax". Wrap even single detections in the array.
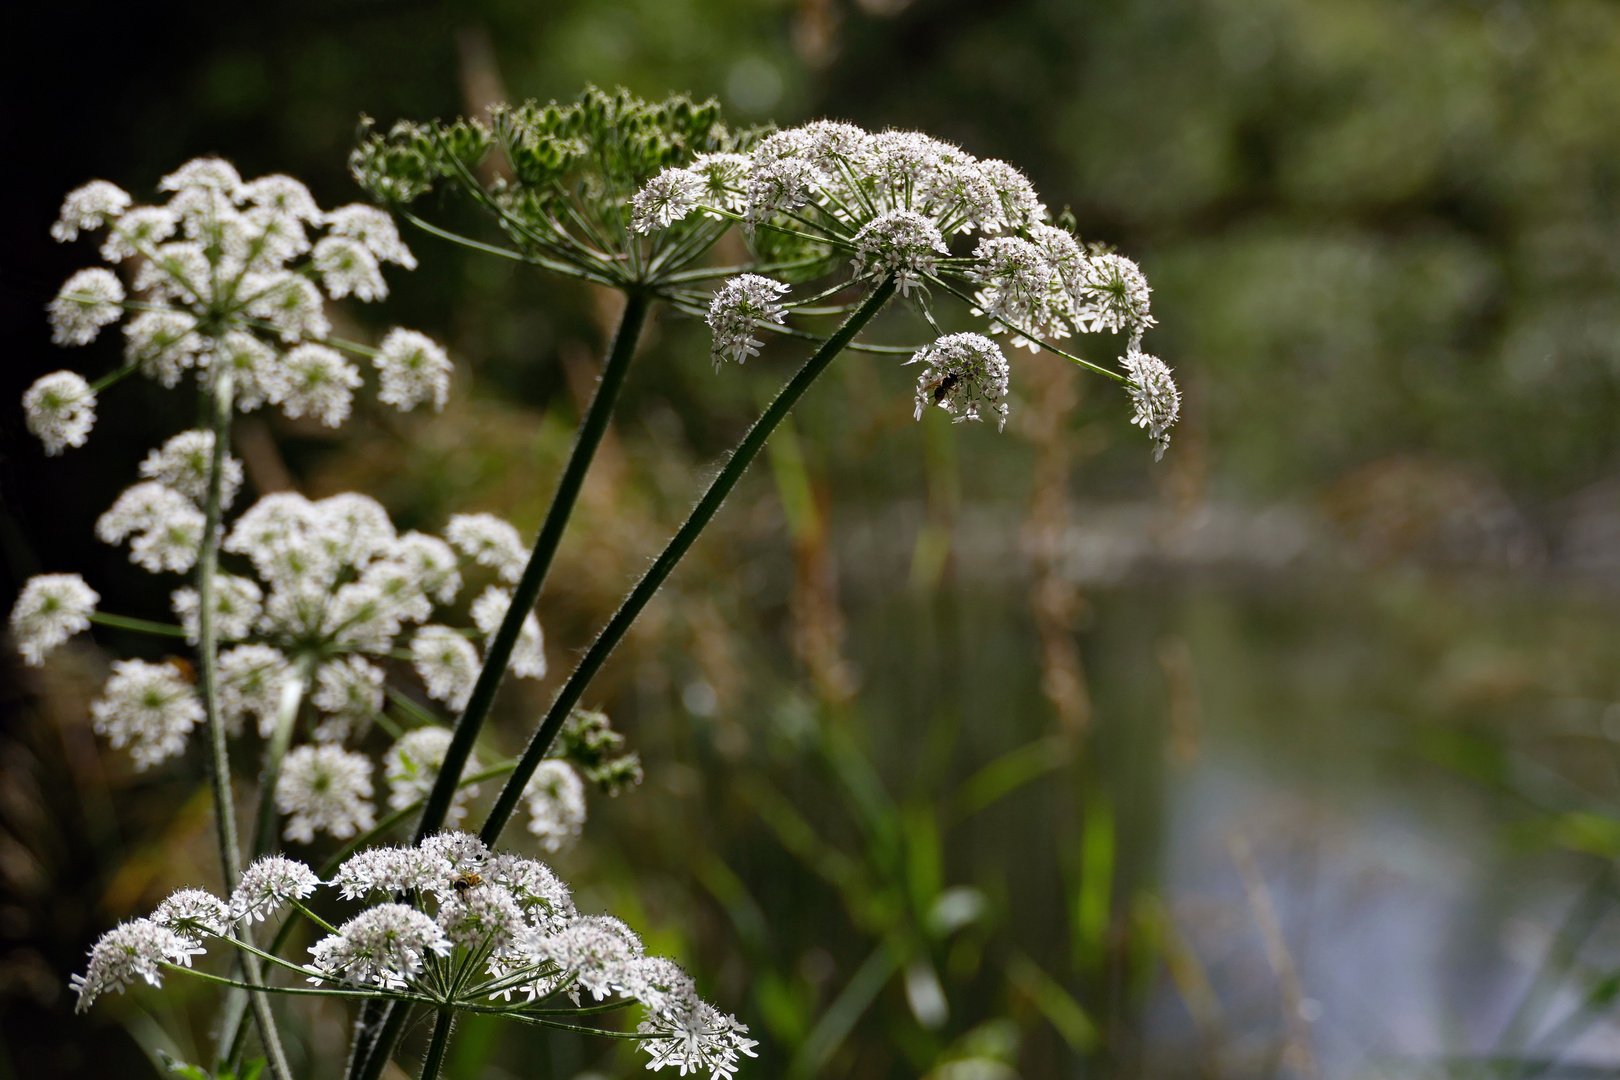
[
  {"xmin": 163, "ymin": 655, "xmax": 198, "ymax": 685},
  {"xmin": 451, "ymin": 872, "xmax": 484, "ymax": 899},
  {"xmin": 926, "ymin": 371, "xmax": 963, "ymax": 406}
]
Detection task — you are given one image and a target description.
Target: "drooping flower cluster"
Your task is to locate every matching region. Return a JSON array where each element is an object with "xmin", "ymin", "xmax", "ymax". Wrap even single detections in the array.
[
  {"xmin": 69, "ymin": 918, "xmax": 205, "ymax": 1012},
  {"xmin": 1119, "ymin": 350, "xmax": 1182, "ymax": 461},
  {"xmin": 633, "ymin": 120, "xmax": 1177, "ymax": 455},
  {"xmin": 706, "ymin": 274, "xmax": 791, "ymax": 369},
  {"xmin": 25, "ymin": 159, "xmax": 450, "ymax": 455}
]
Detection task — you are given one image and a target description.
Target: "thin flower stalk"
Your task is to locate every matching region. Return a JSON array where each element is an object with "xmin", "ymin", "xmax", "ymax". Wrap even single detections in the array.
[
  {"xmin": 482, "ymin": 277, "xmax": 895, "ymax": 844},
  {"xmin": 411, "ymin": 291, "xmax": 650, "ymax": 846},
  {"xmin": 194, "ymin": 368, "xmax": 293, "ymax": 1080}
]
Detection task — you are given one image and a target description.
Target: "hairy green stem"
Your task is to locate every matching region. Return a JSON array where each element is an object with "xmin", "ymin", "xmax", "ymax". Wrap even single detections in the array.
[
  {"xmin": 412, "ymin": 290, "xmax": 651, "ymax": 844},
  {"xmin": 418, "ymin": 1008, "xmax": 455, "ymax": 1080},
  {"xmin": 197, "ymin": 368, "xmax": 292, "ymax": 1080},
  {"xmin": 349, "ymin": 291, "xmax": 653, "ymax": 1080},
  {"xmin": 253, "ymin": 655, "xmax": 314, "ymax": 857},
  {"xmin": 479, "ymin": 275, "xmax": 898, "ymax": 844}
]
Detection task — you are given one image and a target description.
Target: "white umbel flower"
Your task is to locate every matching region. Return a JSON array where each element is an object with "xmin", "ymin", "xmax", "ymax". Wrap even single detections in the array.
[
  {"xmin": 246, "ymin": 272, "xmax": 332, "ymax": 342},
  {"xmin": 139, "ymin": 429, "xmax": 243, "ymax": 507},
  {"xmin": 279, "ymin": 344, "xmax": 362, "ymax": 427},
  {"xmin": 152, "ymin": 888, "xmax": 231, "ymax": 938},
  {"xmin": 437, "ymin": 882, "xmax": 526, "ymax": 951},
  {"xmin": 1073, "ymin": 252, "xmax": 1155, "ymax": 336},
  {"xmin": 385, "ymin": 727, "xmax": 483, "ymax": 820},
  {"xmin": 706, "ymin": 274, "xmax": 790, "ymax": 369},
  {"xmin": 330, "ymin": 846, "xmax": 437, "ymax": 901},
  {"xmin": 52, "ymin": 181, "xmax": 133, "ymax": 243},
  {"xmin": 160, "ymin": 156, "xmax": 243, "ymax": 197},
  {"xmin": 325, "ymin": 204, "xmax": 417, "ymax": 268},
  {"xmin": 524, "ymin": 760, "xmax": 587, "ymax": 854},
  {"xmin": 23, "ymin": 371, "xmax": 97, "ymax": 454},
  {"xmin": 311, "ymin": 656, "xmax": 385, "ymax": 743},
  {"xmin": 215, "ymin": 331, "xmax": 287, "ymax": 411},
  {"xmin": 219, "ymin": 644, "xmax": 292, "ymax": 736},
  {"xmin": 374, "ymin": 328, "xmax": 451, "ymax": 412},
  {"xmin": 90, "ymin": 659, "xmax": 203, "ymax": 770},
  {"xmin": 531, "ymin": 914, "xmax": 644, "ymax": 1000},
  {"xmin": 312, "ymin": 235, "xmax": 387, "ymax": 301},
  {"xmin": 10, "ymin": 573, "xmax": 98, "ymax": 666},
  {"xmin": 907, "ymin": 333, "xmax": 1011, "ymax": 431},
  {"xmin": 631, "ymin": 168, "xmax": 705, "ymax": 233},
  {"xmin": 171, "ymin": 573, "xmax": 262, "ymax": 644},
  {"xmin": 445, "ymin": 513, "xmax": 526, "ymax": 582},
  {"xmin": 638, "ymin": 1001, "xmax": 761, "ymax": 1080},
  {"xmin": 470, "ymin": 587, "xmax": 546, "ymax": 679},
  {"xmin": 48, "ymin": 268, "xmax": 125, "ymax": 346},
  {"xmin": 1119, "ymin": 350, "xmax": 1181, "ymax": 461},
  {"xmin": 96, "ymin": 482, "xmax": 205, "ymax": 574},
  {"xmin": 390, "ymin": 531, "xmax": 462, "ymax": 605},
  {"xmin": 411, "ymin": 626, "xmax": 480, "ymax": 711},
  {"xmin": 307, "ymin": 903, "xmax": 452, "ymax": 990},
  {"xmin": 230, "ymin": 854, "xmax": 321, "ymax": 923},
  {"xmin": 124, "ymin": 309, "xmax": 204, "ymax": 388},
  {"xmin": 970, "ymin": 236, "xmax": 1064, "ymax": 350},
  {"xmin": 275, "ymin": 744, "xmax": 376, "ymax": 843},
  {"xmin": 70, "ymin": 918, "xmax": 203, "ymax": 1012},
  {"xmin": 850, "ymin": 209, "xmax": 947, "ymax": 295},
  {"xmin": 100, "ymin": 205, "xmax": 180, "ymax": 263},
  {"xmin": 240, "ymin": 174, "xmax": 322, "ymax": 223}
]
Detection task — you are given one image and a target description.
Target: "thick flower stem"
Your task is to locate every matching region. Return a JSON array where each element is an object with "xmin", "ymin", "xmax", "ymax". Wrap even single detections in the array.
[
  {"xmin": 354, "ymin": 280, "xmax": 894, "ymax": 1080},
  {"xmin": 418, "ymin": 1008, "xmax": 455, "ymax": 1080},
  {"xmin": 347, "ymin": 292, "xmax": 652, "ymax": 1080},
  {"xmin": 411, "ymin": 289, "xmax": 652, "ymax": 845},
  {"xmin": 197, "ymin": 368, "xmax": 292, "ymax": 1080},
  {"xmin": 479, "ymin": 275, "xmax": 898, "ymax": 844}
]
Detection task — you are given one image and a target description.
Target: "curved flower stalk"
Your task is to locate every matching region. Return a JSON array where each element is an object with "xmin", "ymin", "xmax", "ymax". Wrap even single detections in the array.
[
  {"xmin": 71, "ymin": 834, "xmax": 757, "ymax": 1080},
  {"xmin": 25, "ymin": 160, "xmax": 451, "ymax": 455},
  {"xmin": 632, "ymin": 119, "xmax": 1181, "ymax": 458}
]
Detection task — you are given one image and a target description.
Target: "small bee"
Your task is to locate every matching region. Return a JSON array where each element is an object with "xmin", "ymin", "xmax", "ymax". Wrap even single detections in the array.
[
  {"xmin": 926, "ymin": 371, "xmax": 961, "ymax": 405},
  {"xmin": 451, "ymin": 872, "xmax": 484, "ymax": 899}
]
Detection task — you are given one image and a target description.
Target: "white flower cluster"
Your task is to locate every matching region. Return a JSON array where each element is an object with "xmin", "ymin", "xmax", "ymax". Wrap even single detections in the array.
[
  {"xmin": 276, "ymin": 744, "xmax": 377, "ymax": 843},
  {"xmin": 8, "ymin": 573, "xmax": 98, "ymax": 666},
  {"xmin": 633, "ymin": 120, "xmax": 1178, "ymax": 456},
  {"xmin": 907, "ymin": 333, "xmax": 1012, "ymax": 431},
  {"xmin": 90, "ymin": 659, "xmax": 204, "ymax": 770},
  {"xmin": 314, "ymin": 832, "xmax": 758, "ymax": 1079},
  {"xmin": 385, "ymin": 726, "xmax": 483, "ymax": 822},
  {"xmin": 523, "ymin": 759, "xmax": 587, "ymax": 853},
  {"xmin": 69, "ymin": 917, "xmax": 205, "ymax": 1012},
  {"xmin": 25, "ymin": 159, "xmax": 450, "ymax": 455},
  {"xmin": 705, "ymin": 274, "xmax": 790, "ymax": 369},
  {"xmin": 74, "ymin": 835, "xmax": 749, "ymax": 1076},
  {"xmin": 1120, "ymin": 350, "xmax": 1182, "ymax": 461}
]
